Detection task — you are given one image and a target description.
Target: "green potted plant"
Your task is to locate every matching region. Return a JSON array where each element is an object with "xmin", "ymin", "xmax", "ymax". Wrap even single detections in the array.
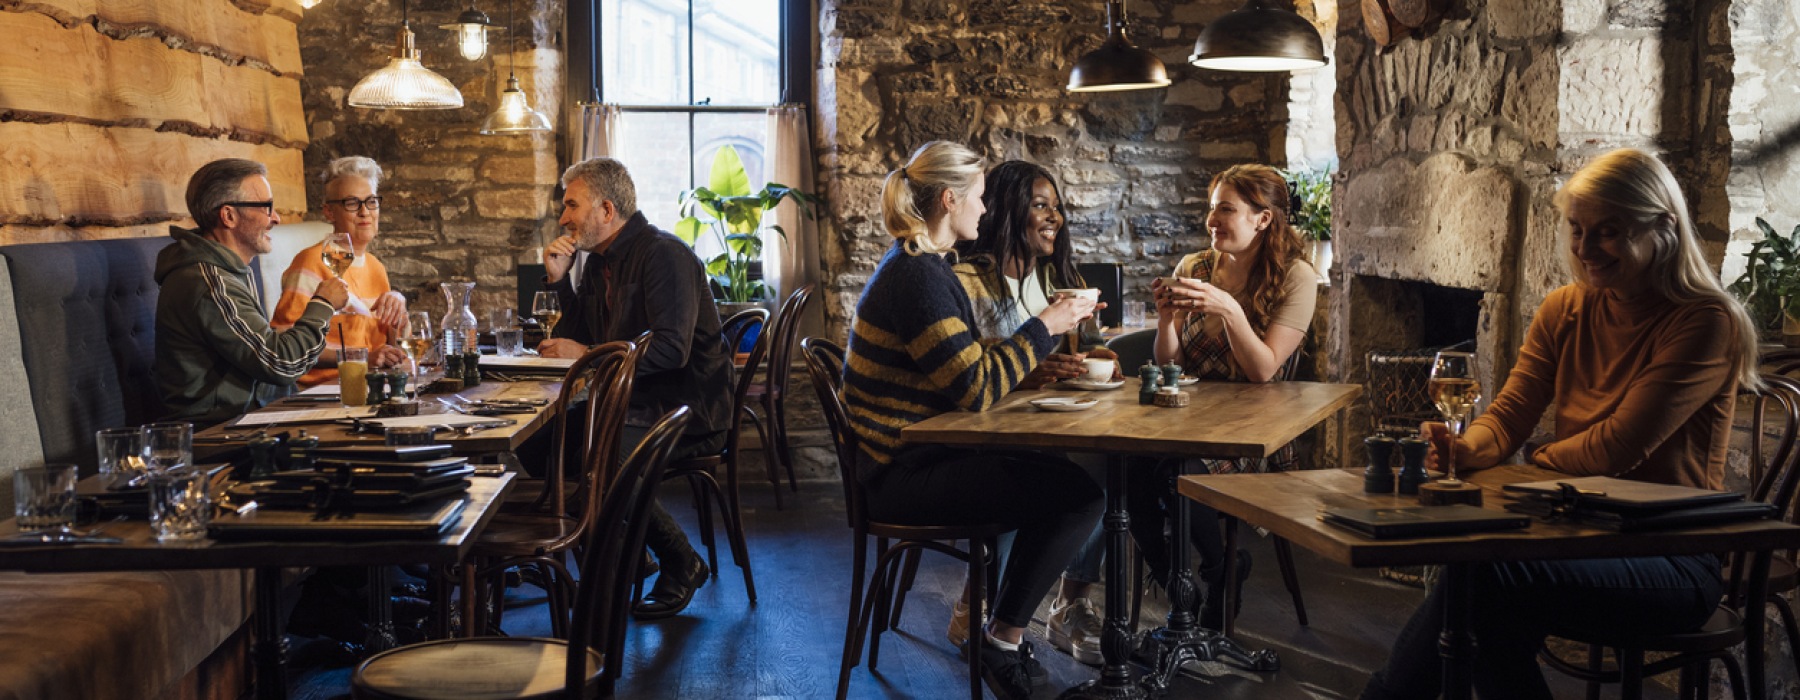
[
  {"xmin": 1728, "ymin": 217, "xmax": 1800, "ymax": 346},
  {"xmin": 674, "ymin": 145, "xmax": 824, "ymax": 312},
  {"xmin": 1283, "ymin": 166, "xmax": 1333, "ymax": 284}
]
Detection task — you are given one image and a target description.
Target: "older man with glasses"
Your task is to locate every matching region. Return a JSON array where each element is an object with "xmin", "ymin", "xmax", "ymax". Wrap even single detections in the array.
[
  {"xmin": 273, "ymin": 156, "xmax": 408, "ymax": 386},
  {"xmin": 155, "ymin": 158, "xmax": 350, "ymax": 426}
]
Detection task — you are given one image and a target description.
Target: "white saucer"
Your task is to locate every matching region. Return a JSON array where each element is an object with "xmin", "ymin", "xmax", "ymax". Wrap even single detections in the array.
[
  {"xmin": 1030, "ymin": 397, "xmax": 1099, "ymax": 412},
  {"xmin": 1054, "ymin": 379, "xmax": 1126, "ymax": 391},
  {"xmin": 1177, "ymin": 376, "xmax": 1199, "ymax": 387}
]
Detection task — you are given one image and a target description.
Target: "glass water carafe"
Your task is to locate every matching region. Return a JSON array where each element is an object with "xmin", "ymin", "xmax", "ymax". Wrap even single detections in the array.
[{"xmin": 439, "ymin": 281, "xmax": 478, "ymax": 358}]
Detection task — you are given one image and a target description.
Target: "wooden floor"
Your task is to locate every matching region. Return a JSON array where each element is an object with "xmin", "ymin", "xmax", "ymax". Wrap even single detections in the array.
[{"xmin": 292, "ymin": 480, "xmax": 1669, "ymax": 699}]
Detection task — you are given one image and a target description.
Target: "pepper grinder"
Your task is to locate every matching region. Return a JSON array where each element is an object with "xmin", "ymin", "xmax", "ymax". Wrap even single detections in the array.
[
  {"xmin": 1397, "ymin": 437, "xmax": 1429, "ymax": 495},
  {"xmin": 1159, "ymin": 361, "xmax": 1182, "ymax": 389},
  {"xmin": 463, "ymin": 351, "xmax": 482, "ymax": 387},
  {"xmin": 1138, "ymin": 362, "xmax": 1160, "ymax": 405},
  {"xmin": 1363, "ymin": 435, "xmax": 1397, "ymax": 493}
]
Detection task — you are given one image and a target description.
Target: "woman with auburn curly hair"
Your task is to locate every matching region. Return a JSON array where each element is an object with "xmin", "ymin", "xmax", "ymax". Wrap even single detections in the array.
[{"xmin": 1128, "ymin": 163, "xmax": 1318, "ymax": 632}]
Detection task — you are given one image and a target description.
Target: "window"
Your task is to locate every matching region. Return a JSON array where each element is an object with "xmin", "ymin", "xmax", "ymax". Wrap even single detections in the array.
[{"xmin": 594, "ymin": 0, "xmax": 797, "ymax": 262}]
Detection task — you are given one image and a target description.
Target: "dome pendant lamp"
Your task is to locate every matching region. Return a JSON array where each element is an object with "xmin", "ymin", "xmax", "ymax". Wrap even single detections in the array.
[
  {"xmin": 479, "ymin": 0, "xmax": 552, "ymax": 134},
  {"xmin": 1190, "ymin": 0, "xmax": 1329, "ymax": 72},
  {"xmin": 347, "ymin": 0, "xmax": 465, "ymax": 110},
  {"xmin": 1067, "ymin": 0, "xmax": 1171, "ymax": 92},
  {"xmin": 440, "ymin": 3, "xmax": 500, "ymax": 61}
]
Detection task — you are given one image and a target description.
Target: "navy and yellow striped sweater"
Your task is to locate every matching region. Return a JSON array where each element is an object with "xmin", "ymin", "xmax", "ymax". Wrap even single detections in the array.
[{"xmin": 844, "ymin": 243, "xmax": 1056, "ymax": 475}]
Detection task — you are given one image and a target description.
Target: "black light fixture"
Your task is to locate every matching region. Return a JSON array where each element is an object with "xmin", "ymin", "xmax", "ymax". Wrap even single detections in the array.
[
  {"xmin": 1190, "ymin": 0, "xmax": 1328, "ymax": 72},
  {"xmin": 1067, "ymin": 1, "xmax": 1171, "ymax": 92},
  {"xmin": 440, "ymin": 3, "xmax": 500, "ymax": 61}
]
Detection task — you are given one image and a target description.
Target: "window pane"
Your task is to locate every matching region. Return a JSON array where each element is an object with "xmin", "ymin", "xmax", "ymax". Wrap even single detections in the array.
[
  {"xmin": 615, "ymin": 111, "xmax": 693, "ymax": 234},
  {"xmin": 689, "ymin": 112, "xmax": 769, "ymax": 261},
  {"xmin": 693, "ymin": 0, "xmax": 780, "ymax": 104},
  {"xmin": 601, "ymin": 0, "xmax": 689, "ymax": 104}
]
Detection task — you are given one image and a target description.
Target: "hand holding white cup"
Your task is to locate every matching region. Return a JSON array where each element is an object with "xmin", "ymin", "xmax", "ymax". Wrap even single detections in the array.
[{"xmin": 1080, "ymin": 357, "xmax": 1116, "ymax": 383}]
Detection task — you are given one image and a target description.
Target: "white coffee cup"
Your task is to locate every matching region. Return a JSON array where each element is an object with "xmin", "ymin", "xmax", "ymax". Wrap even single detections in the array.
[
  {"xmin": 1054, "ymin": 288, "xmax": 1101, "ymax": 303},
  {"xmin": 1081, "ymin": 358, "xmax": 1116, "ymax": 383}
]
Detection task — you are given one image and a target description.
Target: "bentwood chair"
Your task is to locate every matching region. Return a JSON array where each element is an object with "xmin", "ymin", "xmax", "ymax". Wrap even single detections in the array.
[
  {"xmin": 465, "ymin": 338, "xmax": 648, "ymax": 637},
  {"xmin": 802, "ymin": 337, "xmax": 1004, "ymax": 700},
  {"xmin": 351, "ymin": 406, "xmax": 691, "ymax": 700},
  {"xmin": 653, "ymin": 308, "xmax": 768, "ymax": 604},
  {"xmin": 1540, "ymin": 374, "xmax": 1800, "ymax": 700},
  {"xmin": 744, "ymin": 284, "xmax": 816, "ymax": 508}
]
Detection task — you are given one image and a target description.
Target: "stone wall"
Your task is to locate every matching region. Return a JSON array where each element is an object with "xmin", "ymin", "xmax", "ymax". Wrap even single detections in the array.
[
  {"xmin": 296, "ymin": 0, "xmax": 565, "ymax": 319},
  {"xmin": 814, "ymin": 0, "xmax": 1306, "ymax": 337},
  {"xmin": 1723, "ymin": 0, "xmax": 1800, "ymax": 284}
]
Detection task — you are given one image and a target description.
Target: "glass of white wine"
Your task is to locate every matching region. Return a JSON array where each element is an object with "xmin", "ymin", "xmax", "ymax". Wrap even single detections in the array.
[
  {"xmin": 1428, "ymin": 351, "xmax": 1481, "ymax": 485},
  {"xmin": 401, "ymin": 311, "xmax": 434, "ymax": 399},
  {"xmin": 532, "ymin": 291, "xmax": 561, "ymax": 338},
  {"xmin": 321, "ymin": 231, "xmax": 356, "ymax": 314}
]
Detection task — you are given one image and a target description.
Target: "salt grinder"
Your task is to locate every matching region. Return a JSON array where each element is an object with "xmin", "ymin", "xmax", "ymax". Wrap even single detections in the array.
[
  {"xmin": 1397, "ymin": 437, "xmax": 1429, "ymax": 495},
  {"xmin": 1363, "ymin": 435, "xmax": 1396, "ymax": 493}
]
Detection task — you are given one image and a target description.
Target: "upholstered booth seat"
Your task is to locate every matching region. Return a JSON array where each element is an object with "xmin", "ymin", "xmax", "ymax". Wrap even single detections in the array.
[{"xmin": 0, "ymin": 570, "xmax": 251, "ymax": 700}]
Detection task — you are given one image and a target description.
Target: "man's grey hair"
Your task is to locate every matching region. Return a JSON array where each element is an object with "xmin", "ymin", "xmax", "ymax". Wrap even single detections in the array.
[
  {"xmin": 186, "ymin": 158, "xmax": 268, "ymax": 233},
  {"xmin": 561, "ymin": 157, "xmax": 638, "ymax": 219},
  {"xmin": 319, "ymin": 156, "xmax": 383, "ymax": 192}
]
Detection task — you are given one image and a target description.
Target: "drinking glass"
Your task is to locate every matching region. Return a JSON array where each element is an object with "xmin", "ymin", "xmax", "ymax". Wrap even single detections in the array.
[
  {"xmin": 402, "ymin": 311, "xmax": 434, "ymax": 397},
  {"xmin": 489, "ymin": 308, "xmax": 517, "ymax": 332},
  {"xmin": 148, "ymin": 466, "xmax": 211, "ymax": 542},
  {"xmin": 13, "ymin": 464, "xmax": 78, "ymax": 531},
  {"xmin": 532, "ymin": 291, "xmax": 561, "ymax": 337},
  {"xmin": 340, "ymin": 347, "xmax": 370, "ymax": 407},
  {"xmin": 1427, "ymin": 351, "xmax": 1481, "ymax": 485},
  {"xmin": 96, "ymin": 427, "xmax": 144, "ymax": 489},
  {"xmin": 140, "ymin": 422, "xmax": 193, "ymax": 474},
  {"xmin": 322, "ymin": 231, "xmax": 356, "ymax": 279},
  {"xmin": 1122, "ymin": 300, "xmax": 1147, "ymax": 329},
  {"xmin": 495, "ymin": 327, "xmax": 525, "ymax": 357}
]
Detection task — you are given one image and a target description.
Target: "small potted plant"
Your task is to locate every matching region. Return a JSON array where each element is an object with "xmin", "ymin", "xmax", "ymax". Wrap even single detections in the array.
[
  {"xmin": 1728, "ymin": 217, "xmax": 1800, "ymax": 346},
  {"xmin": 675, "ymin": 145, "xmax": 823, "ymax": 316},
  {"xmin": 1284, "ymin": 166, "xmax": 1333, "ymax": 285}
]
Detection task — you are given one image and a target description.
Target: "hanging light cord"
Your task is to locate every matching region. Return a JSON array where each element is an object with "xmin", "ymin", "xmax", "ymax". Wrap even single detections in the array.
[{"xmin": 506, "ymin": 0, "xmax": 517, "ymax": 81}]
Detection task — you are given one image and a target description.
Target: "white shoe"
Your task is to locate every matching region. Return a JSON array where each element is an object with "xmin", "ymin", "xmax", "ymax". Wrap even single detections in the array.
[{"xmin": 1047, "ymin": 598, "xmax": 1104, "ymax": 665}]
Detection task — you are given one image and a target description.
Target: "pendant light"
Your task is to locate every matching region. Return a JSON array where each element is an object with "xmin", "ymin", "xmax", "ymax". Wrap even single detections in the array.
[
  {"xmin": 1189, "ymin": 0, "xmax": 1328, "ymax": 72},
  {"xmin": 347, "ymin": 0, "xmax": 466, "ymax": 110},
  {"xmin": 479, "ymin": 0, "xmax": 552, "ymax": 133},
  {"xmin": 440, "ymin": 3, "xmax": 500, "ymax": 61},
  {"xmin": 1067, "ymin": 0, "xmax": 1171, "ymax": 92},
  {"xmin": 299, "ymin": 0, "xmax": 321, "ymax": 8}
]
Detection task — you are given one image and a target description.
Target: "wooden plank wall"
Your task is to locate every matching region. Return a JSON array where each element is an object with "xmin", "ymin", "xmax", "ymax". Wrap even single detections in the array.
[{"xmin": 0, "ymin": 0, "xmax": 309, "ymax": 245}]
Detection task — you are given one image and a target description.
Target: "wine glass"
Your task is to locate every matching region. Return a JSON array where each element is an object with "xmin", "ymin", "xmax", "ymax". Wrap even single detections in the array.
[
  {"xmin": 401, "ymin": 311, "xmax": 434, "ymax": 399},
  {"xmin": 532, "ymin": 291, "xmax": 562, "ymax": 337},
  {"xmin": 1427, "ymin": 351, "xmax": 1481, "ymax": 485},
  {"xmin": 321, "ymin": 231, "xmax": 356, "ymax": 315}
]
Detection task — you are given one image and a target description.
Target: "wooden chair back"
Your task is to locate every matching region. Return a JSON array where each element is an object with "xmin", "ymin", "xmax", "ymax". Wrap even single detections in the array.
[
  {"xmin": 800, "ymin": 337, "xmax": 862, "ymax": 529},
  {"xmin": 537, "ymin": 339, "xmax": 638, "ymax": 518},
  {"xmin": 568, "ymin": 405, "xmax": 691, "ymax": 699},
  {"xmin": 579, "ymin": 332, "xmax": 651, "ymax": 517},
  {"xmin": 721, "ymin": 309, "xmax": 772, "ymax": 444},
  {"xmin": 765, "ymin": 284, "xmax": 816, "ymax": 405}
]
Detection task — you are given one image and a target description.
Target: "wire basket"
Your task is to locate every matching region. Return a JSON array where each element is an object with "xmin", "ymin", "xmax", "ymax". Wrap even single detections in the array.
[{"xmin": 1366, "ymin": 341, "xmax": 1474, "ymax": 437}]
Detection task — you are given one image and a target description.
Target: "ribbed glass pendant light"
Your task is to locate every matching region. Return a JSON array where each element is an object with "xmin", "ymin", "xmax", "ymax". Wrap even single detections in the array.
[
  {"xmin": 1190, "ymin": 0, "xmax": 1328, "ymax": 72},
  {"xmin": 347, "ymin": 0, "xmax": 465, "ymax": 110},
  {"xmin": 479, "ymin": 0, "xmax": 552, "ymax": 134},
  {"xmin": 1067, "ymin": 1, "xmax": 1171, "ymax": 92}
]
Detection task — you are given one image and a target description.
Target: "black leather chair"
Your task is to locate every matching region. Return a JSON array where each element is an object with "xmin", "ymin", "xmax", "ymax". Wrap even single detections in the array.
[{"xmin": 1076, "ymin": 262, "xmax": 1123, "ymax": 329}]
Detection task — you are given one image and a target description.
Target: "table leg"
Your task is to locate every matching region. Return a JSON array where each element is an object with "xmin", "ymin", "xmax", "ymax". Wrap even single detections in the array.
[
  {"xmin": 364, "ymin": 565, "xmax": 399, "ymax": 653},
  {"xmin": 1058, "ymin": 457, "xmax": 1145, "ymax": 699},
  {"xmin": 1748, "ymin": 550, "xmax": 1772, "ymax": 700},
  {"xmin": 428, "ymin": 565, "xmax": 451, "ymax": 639},
  {"xmin": 1439, "ymin": 563, "xmax": 1473, "ymax": 700},
  {"xmin": 1138, "ymin": 460, "xmax": 1278, "ymax": 694},
  {"xmin": 253, "ymin": 566, "xmax": 289, "ymax": 700}
]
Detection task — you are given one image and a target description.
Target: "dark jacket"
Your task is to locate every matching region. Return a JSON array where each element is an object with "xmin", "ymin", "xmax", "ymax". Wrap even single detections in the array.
[
  {"xmin": 552, "ymin": 212, "xmax": 732, "ymax": 436},
  {"xmin": 154, "ymin": 226, "xmax": 332, "ymax": 426}
]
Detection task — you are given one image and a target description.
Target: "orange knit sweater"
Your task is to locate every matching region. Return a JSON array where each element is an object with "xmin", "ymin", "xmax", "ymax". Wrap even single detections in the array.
[{"xmin": 1464, "ymin": 285, "xmax": 1738, "ymax": 489}]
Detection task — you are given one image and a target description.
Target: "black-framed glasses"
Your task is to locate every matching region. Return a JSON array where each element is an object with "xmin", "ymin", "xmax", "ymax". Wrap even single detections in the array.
[
  {"xmin": 326, "ymin": 196, "xmax": 382, "ymax": 213},
  {"xmin": 219, "ymin": 201, "xmax": 275, "ymax": 214}
]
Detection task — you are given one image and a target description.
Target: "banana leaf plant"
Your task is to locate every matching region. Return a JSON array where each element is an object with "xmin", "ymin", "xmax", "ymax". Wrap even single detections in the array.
[
  {"xmin": 1728, "ymin": 217, "xmax": 1800, "ymax": 337},
  {"xmin": 674, "ymin": 145, "xmax": 824, "ymax": 303}
]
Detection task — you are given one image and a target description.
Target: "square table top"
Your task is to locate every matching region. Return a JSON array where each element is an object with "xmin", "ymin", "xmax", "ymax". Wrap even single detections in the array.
[
  {"xmin": 1178, "ymin": 466, "xmax": 1800, "ymax": 568},
  {"xmin": 194, "ymin": 380, "xmax": 563, "ymax": 456},
  {"xmin": 0, "ymin": 473, "xmax": 515, "ymax": 573},
  {"xmin": 901, "ymin": 380, "xmax": 1362, "ymax": 460}
]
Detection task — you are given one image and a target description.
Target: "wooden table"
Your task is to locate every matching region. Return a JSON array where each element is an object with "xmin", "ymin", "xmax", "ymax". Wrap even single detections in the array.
[
  {"xmin": 904, "ymin": 380, "xmax": 1361, "ymax": 698},
  {"xmin": 1179, "ymin": 466, "xmax": 1800, "ymax": 700},
  {"xmin": 195, "ymin": 379, "xmax": 563, "ymax": 456},
  {"xmin": 0, "ymin": 473, "xmax": 514, "ymax": 700}
]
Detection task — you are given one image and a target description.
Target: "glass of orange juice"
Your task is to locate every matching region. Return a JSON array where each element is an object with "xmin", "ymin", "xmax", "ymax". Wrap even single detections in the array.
[{"xmin": 340, "ymin": 347, "xmax": 370, "ymax": 407}]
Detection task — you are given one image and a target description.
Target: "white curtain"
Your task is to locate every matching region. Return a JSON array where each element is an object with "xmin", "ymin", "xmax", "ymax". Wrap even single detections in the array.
[
  {"xmin": 564, "ymin": 103, "xmax": 622, "ymax": 291},
  {"xmin": 763, "ymin": 105, "xmax": 819, "ymax": 306}
]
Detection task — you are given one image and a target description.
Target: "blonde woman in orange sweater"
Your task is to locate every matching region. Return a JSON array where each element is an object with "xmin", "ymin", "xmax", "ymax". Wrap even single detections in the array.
[{"xmin": 1360, "ymin": 148, "xmax": 1761, "ymax": 699}]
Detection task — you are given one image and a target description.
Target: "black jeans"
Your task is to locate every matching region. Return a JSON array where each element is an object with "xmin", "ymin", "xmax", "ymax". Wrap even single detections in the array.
[
  {"xmin": 1359, "ymin": 554, "xmax": 1723, "ymax": 700},
  {"xmin": 619, "ymin": 425, "xmax": 728, "ymax": 571},
  {"xmin": 864, "ymin": 445, "xmax": 1104, "ymax": 629},
  {"xmin": 1123, "ymin": 457, "xmax": 1229, "ymax": 588}
]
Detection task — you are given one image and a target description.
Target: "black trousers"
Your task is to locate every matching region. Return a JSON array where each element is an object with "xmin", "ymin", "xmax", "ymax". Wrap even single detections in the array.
[{"xmin": 864, "ymin": 445, "xmax": 1104, "ymax": 629}]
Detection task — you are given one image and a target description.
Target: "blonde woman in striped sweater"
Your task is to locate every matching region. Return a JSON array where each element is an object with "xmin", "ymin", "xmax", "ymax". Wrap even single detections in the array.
[{"xmin": 842, "ymin": 141, "xmax": 1104, "ymax": 700}]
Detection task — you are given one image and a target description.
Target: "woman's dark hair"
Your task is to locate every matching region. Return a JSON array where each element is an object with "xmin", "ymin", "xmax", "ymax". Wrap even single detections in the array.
[
  {"xmin": 960, "ymin": 160, "xmax": 1078, "ymax": 303},
  {"xmin": 1209, "ymin": 163, "xmax": 1307, "ymax": 334}
]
